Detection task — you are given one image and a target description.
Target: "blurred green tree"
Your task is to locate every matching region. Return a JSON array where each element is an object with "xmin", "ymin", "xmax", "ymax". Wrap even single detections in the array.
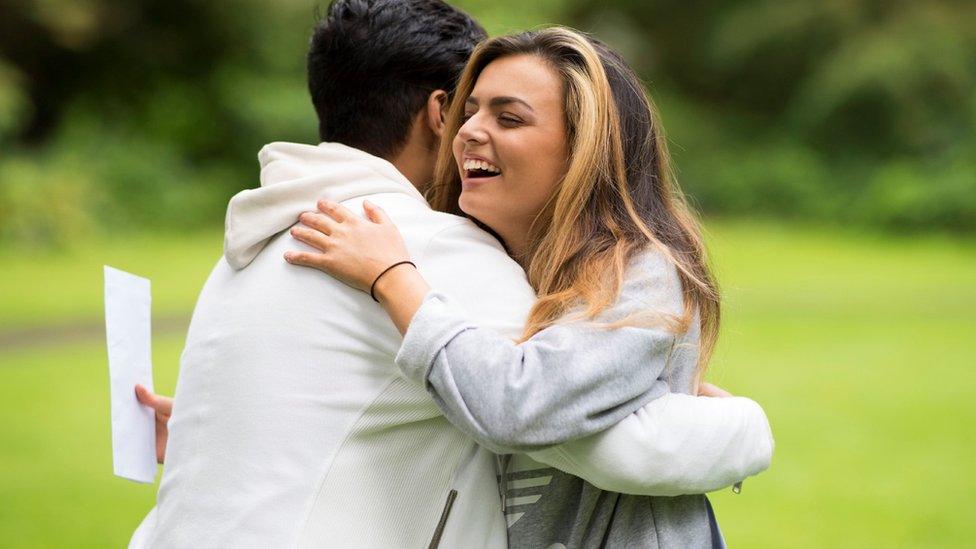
[
  {"xmin": 0, "ymin": 0, "xmax": 973, "ymax": 246},
  {"xmin": 570, "ymin": 0, "xmax": 976, "ymax": 230},
  {"xmin": 0, "ymin": 0, "xmax": 317, "ymax": 245}
]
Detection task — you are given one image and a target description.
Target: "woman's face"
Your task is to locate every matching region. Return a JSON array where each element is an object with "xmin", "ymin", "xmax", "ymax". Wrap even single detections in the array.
[{"xmin": 452, "ymin": 54, "xmax": 569, "ymax": 248}]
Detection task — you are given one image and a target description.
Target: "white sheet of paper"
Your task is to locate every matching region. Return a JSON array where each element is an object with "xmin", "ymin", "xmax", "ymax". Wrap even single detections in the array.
[{"xmin": 104, "ymin": 265, "xmax": 157, "ymax": 484}]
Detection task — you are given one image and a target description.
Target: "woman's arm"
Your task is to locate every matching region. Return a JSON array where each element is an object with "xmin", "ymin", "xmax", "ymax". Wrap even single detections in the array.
[
  {"xmin": 393, "ymin": 289, "xmax": 676, "ymax": 453},
  {"xmin": 286, "ymin": 201, "xmax": 681, "ymax": 451},
  {"xmin": 286, "ymin": 200, "xmax": 768, "ymax": 471}
]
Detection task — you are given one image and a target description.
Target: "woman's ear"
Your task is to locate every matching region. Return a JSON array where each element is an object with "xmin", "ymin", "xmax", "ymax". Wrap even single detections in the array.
[{"xmin": 426, "ymin": 90, "xmax": 449, "ymax": 138}]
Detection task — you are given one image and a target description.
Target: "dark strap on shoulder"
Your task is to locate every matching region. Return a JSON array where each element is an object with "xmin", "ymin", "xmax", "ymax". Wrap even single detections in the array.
[{"xmin": 705, "ymin": 496, "xmax": 726, "ymax": 549}]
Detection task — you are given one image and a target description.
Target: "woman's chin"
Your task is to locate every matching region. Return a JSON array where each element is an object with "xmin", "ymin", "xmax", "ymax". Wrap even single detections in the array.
[
  {"xmin": 458, "ymin": 195, "xmax": 491, "ymax": 224},
  {"xmin": 457, "ymin": 193, "xmax": 476, "ymax": 215}
]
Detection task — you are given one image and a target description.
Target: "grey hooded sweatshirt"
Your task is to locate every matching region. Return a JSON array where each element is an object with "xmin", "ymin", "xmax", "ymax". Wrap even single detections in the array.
[{"xmin": 395, "ymin": 250, "xmax": 764, "ymax": 548}]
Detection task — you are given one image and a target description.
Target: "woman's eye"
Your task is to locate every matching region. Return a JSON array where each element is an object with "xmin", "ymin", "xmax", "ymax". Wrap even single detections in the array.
[
  {"xmin": 498, "ymin": 115, "xmax": 523, "ymax": 127},
  {"xmin": 461, "ymin": 113, "xmax": 475, "ymax": 122}
]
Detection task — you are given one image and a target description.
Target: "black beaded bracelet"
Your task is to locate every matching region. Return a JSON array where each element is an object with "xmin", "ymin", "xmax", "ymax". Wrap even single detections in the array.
[{"xmin": 369, "ymin": 260, "xmax": 417, "ymax": 302}]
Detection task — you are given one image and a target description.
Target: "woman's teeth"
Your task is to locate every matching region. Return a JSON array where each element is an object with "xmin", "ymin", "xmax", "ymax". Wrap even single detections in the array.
[{"xmin": 463, "ymin": 159, "xmax": 501, "ymax": 174}]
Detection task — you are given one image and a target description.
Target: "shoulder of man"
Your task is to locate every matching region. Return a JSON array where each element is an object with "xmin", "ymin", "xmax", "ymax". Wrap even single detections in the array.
[{"xmin": 415, "ymin": 218, "xmax": 536, "ymax": 338}]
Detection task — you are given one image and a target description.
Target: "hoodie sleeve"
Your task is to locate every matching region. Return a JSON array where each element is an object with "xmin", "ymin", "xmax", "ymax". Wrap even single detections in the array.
[
  {"xmin": 396, "ymin": 242, "xmax": 685, "ymax": 454},
  {"xmin": 525, "ymin": 392, "xmax": 775, "ymax": 496}
]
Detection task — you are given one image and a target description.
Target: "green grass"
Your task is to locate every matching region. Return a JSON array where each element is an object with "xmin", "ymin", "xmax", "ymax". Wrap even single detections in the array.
[
  {"xmin": 705, "ymin": 222, "xmax": 976, "ymax": 548},
  {"xmin": 0, "ymin": 231, "xmax": 223, "ymax": 330},
  {"xmin": 1, "ymin": 221, "xmax": 975, "ymax": 547},
  {"xmin": 0, "ymin": 338, "xmax": 181, "ymax": 548}
]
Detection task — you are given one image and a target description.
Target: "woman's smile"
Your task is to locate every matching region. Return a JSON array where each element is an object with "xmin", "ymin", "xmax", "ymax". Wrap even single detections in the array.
[{"xmin": 459, "ymin": 154, "xmax": 503, "ymax": 188}]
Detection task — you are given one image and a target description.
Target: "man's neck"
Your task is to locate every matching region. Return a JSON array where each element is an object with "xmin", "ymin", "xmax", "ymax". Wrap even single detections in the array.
[
  {"xmin": 388, "ymin": 116, "xmax": 438, "ymax": 195},
  {"xmin": 390, "ymin": 154, "xmax": 430, "ymax": 195}
]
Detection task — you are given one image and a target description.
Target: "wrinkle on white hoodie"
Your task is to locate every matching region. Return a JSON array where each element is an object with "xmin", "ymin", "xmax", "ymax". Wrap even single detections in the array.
[{"xmin": 224, "ymin": 141, "xmax": 427, "ymax": 270}]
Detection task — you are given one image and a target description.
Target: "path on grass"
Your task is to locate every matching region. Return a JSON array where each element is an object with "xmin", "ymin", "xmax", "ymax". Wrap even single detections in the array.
[{"xmin": 0, "ymin": 315, "xmax": 190, "ymax": 355}]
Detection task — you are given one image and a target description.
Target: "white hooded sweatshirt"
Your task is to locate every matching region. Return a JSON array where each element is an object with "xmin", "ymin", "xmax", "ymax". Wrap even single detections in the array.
[{"xmin": 130, "ymin": 142, "xmax": 771, "ymax": 548}]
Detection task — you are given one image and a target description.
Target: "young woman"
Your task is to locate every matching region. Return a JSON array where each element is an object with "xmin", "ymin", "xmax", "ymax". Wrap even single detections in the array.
[{"xmin": 284, "ymin": 27, "xmax": 763, "ymax": 548}]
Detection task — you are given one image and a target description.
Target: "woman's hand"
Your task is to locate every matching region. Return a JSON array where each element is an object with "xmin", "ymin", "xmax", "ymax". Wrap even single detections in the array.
[
  {"xmin": 285, "ymin": 198, "xmax": 431, "ymax": 335},
  {"xmin": 285, "ymin": 199, "xmax": 411, "ymax": 294},
  {"xmin": 134, "ymin": 384, "xmax": 172, "ymax": 464}
]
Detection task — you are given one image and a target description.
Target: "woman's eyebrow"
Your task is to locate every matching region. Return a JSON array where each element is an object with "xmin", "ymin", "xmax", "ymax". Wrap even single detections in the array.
[
  {"xmin": 490, "ymin": 96, "xmax": 534, "ymax": 112},
  {"xmin": 465, "ymin": 95, "xmax": 534, "ymax": 112}
]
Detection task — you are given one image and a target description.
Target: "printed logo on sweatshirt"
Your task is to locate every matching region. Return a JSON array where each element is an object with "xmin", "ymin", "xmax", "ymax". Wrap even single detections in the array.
[{"xmin": 501, "ymin": 466, "xmax": 557, "ymax": 527}]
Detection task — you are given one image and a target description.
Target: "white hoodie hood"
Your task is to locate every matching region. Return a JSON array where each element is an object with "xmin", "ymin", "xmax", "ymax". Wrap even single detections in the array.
[{"xmin": 223, "ymin": 141, "xmax": 428, "ymax": 270}]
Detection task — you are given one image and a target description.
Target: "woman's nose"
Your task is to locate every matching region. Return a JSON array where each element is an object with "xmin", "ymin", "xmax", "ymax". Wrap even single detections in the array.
[{"xmin": 457, "ymin": 115, "xmax": 489, "ymax": 144}]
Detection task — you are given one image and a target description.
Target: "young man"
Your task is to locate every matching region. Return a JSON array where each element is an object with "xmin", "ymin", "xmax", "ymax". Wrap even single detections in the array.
[{"xmin": 130, "ymin": 1, "xmax": 771, "ymax": 547}]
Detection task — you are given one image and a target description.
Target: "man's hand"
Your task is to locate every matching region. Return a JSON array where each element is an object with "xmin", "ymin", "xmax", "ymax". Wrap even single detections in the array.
[
  {"xmin": 134, "ymin": 384, "xmax": 172, "ymax": 464},
  {"xmin": 698, "ymin": 382, "xmax": 733, "ymax": 398},
  {"xmin": 698, "ymin": 381, "xmax": 746, "ymax": 494}
]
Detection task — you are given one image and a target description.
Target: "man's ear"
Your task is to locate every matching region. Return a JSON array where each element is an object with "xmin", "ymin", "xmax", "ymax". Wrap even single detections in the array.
[{"xmin": 425, "ymin": 89, "xmax": 449, "ymax": 138}]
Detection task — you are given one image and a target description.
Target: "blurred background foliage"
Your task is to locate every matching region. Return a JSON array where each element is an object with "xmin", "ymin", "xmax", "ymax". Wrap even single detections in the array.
[
  {"xmin": 569, "ymin": 0, "xmax": 976, "ymax": 231},
  {"xmin": 2, "ymin": 2, "xmax": 975, "ymax": 547},
  {"xmin": 1, "ymin": 0, "xmax": 974, "ymax": 250}
]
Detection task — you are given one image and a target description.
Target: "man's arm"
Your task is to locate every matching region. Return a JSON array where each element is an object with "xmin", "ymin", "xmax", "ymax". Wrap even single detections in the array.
[
  {"xmin": 133, "ymin": 380, "xmax": 774, "ymax": 496},
  {"xmin": 527, "ymin": 392, "xmax": 774, "ymax": 496}
]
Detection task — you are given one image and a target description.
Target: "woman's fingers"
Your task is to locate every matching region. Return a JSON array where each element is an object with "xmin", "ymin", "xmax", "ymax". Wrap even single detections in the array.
[
  {"xmin": 362, "ymin": 200, "xmax": 390, "ymax": 224},
  {"xmin": 698, "ymin": 382, "xmax": 733, "ymax": 398},
  {"xmin": 284, "ymin": 198, "xmax": 409, "ymax": 294},
  {"xmin": 298, "ymin": 211, "xmax": 338, "ymax": 236},
  {"xmin": 284, "ymin": 250, "xmax": 331, "ymax": 270},
  {"xmin": 290, "ymin": 225, "xmax": 332, "ymax": 252},
  {"xmin": 317, "ymin": 199, "xmax": 354, "ymax": 222}
]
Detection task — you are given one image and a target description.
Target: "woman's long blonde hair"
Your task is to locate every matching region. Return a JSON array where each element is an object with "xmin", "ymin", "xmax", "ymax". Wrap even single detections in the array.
[{"xmin": 428, "ymin": 27, "xmax": 720, "ymax": 375}]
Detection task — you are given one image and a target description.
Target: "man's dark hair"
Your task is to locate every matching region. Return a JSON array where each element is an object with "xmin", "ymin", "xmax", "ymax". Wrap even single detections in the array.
[{"xmin": 308, "ymin": 0, "xmax": 486, "ymax": 159}]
